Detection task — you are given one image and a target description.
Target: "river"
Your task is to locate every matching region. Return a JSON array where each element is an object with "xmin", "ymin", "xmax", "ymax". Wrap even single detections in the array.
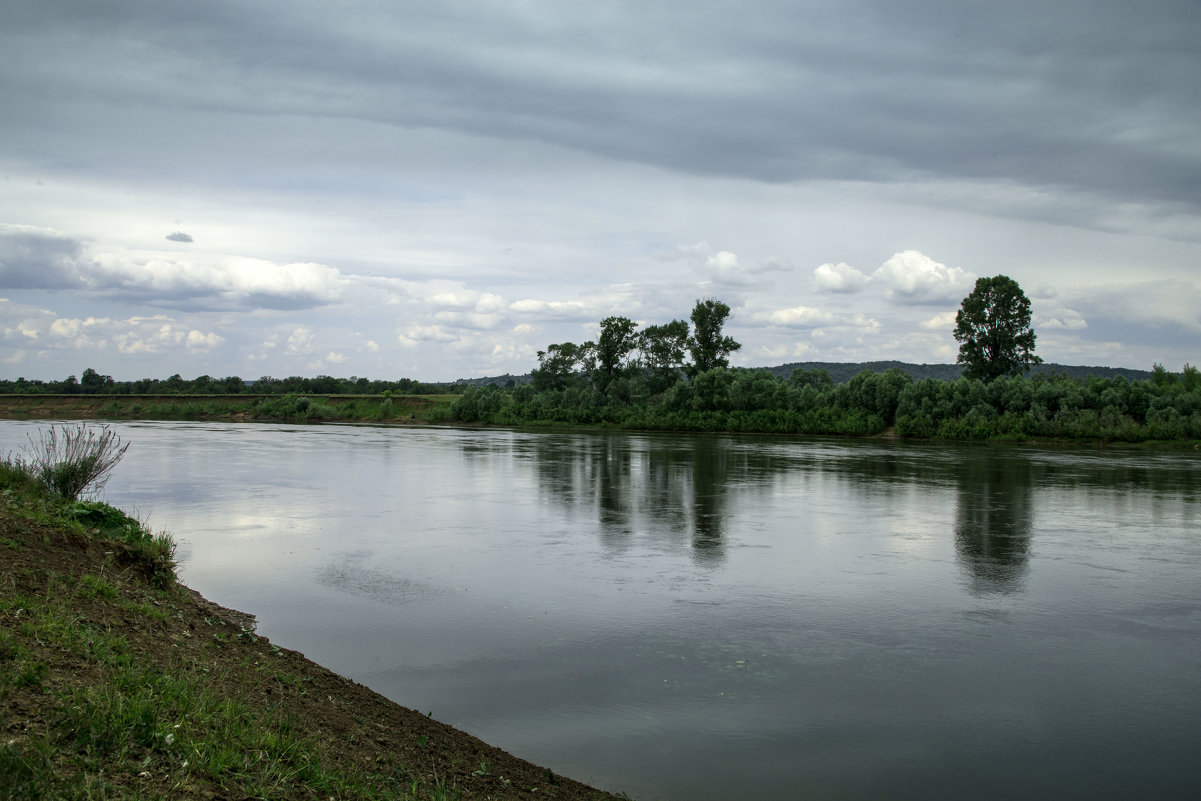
[{"xmin": 3, "ymin": 420, "xmax": 1199, "ymax": 799}]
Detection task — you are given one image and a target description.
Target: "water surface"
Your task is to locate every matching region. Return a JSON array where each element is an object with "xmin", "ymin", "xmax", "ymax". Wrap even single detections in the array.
[{"xmin": 3, "ymin": 421, "xmax": 1198, "ymax": 799}]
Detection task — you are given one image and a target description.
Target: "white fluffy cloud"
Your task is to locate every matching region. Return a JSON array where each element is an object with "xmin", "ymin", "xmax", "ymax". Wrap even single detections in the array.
[
  {"xmin": 89, "ymin": 253, "xmax": 348, "ymax": 310},
  {"xmin": 813, "ymin": 262, "xmax": 869, "ymax": 293},
  {"xmin": 0, "ymin": 298, "xmax": 55, "ymax": 342},
  {"xmin": 1037, "ymin": 307, "xmax": 1089, "ymax": 331},
  {"xmin": 765, "ymin": 306, "xmax": 835, "ymax": 327},
  {"xmin": 921, "ymin": 311, "xmax": 959, "ymax": 330},
  {"xmin": 508, "ymin": 299, "xmax": 594, "ymax": 319},
  {"xmin": 42, "ymin": 314, "xmax": 226, "ymax": 355},
  {"xmin": 0, "ymin": 225, "xmax": 348, "ymax": 311},
  {"xmin": 872, "ymin": 250, "xmax": 976, "ymax": 305},
  {"xmin": 285, "ymin": 327, "xmax": 315, "ymax": 354},
  {"xmin": 186, "ymin": 330, "xmax": 224, "ymax": 349},
  {"xmin": 50, "ymin": 316, "xmax": 111, "ymax": 349},
  {"xmin": 0, "ymin": 299, "xmax": 225, "ymax": 366},
  {"xmin": 428, "ymin": 290, "xmax": 504, "ymax": 312},
  {"xmin": 669, "ymin": 242, "xmax": 792, "ymax": 286},
  {"xmin": 397, "ymin": 324, "xmax": 459, "ymax": 347}
]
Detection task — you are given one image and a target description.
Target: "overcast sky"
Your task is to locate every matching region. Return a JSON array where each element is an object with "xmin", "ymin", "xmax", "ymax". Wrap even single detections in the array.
[{"xmin": 2, "ymin": 0, "xmax": 1198, "ymax": 382}]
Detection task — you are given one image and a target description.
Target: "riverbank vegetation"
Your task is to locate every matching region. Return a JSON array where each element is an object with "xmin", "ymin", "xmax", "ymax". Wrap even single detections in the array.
[
  {"xmin": 0, "ymin": 363, "xmax": 1195, "ymax": 443},
  {"xmin": 0, "ymin": 285, "xmax": 1194, "ymax": 442},
  {"xmin": 0, "ymin": 392, "xmax": 458, "ymax": 425},
  {"xmin": 0, "ymin": 371, "xmax": 454, "ymax": 397},
  {"xmin": 0, "ymin": 426, "xmax": 624, "ymax": 800},
  {"xmin": 447, "ymin": 291, "xmax": 1197, "ymax": 443},
  {"xmin": 449, "ymin": 362, "xmax": 1201, "ymax": 441}
]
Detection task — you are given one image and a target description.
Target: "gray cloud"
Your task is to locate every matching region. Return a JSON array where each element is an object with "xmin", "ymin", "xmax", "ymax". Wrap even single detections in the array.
[
  {"xmin": 1, "ymin": 2, "xmax": 1198, "ymax": 379},
  {"xmin": 1068, "ymin": 280, "xmax": 1201, "ymax": 349},
  {"xmin": 0, "ymin": 224, "xmax": 88, "ymax": 289},
  {"xmin": 166, "ymin": 231, "xmax": 193, "ymax": 243},
  {"xmin": 4, "ymin": 1, "xmax": 1198, "ymax": 232}
]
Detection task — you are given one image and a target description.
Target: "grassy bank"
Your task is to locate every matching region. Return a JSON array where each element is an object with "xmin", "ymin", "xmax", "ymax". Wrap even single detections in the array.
[
  {"xmin": 0, "ymin": 454, "xmax": 624, "ymax": 800},
  {"xmin": 0, "ymin": 393, "xmax": 457, "ymax": 426}
]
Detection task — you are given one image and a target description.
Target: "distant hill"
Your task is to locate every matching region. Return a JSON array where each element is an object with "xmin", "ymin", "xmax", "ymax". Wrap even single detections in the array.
[
  {"xmin": 458, "ymin": 362, "xmax": 1154, "ymax": 387},
  {"xmin": 452, "ymin": 373, "xmax": 534, "ymax": 388},
  {"xmin": 762, "ymin": 361, "xmax": 1154, "ymax": 384}
]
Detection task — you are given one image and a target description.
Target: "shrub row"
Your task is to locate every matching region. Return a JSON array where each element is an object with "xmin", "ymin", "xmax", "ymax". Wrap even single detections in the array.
[{"xmin": 451, "ymin": 365, "xmax": 1201, "ymax": 441}]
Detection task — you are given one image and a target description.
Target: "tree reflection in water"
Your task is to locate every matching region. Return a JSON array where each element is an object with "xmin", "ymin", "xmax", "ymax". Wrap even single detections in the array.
[
  {"xmin": 527, "ymin": 434, "xmax": 741, "ymax": 566},
  {"xmin": 494, "ymin": 431, "xmax": 1042, "ymax": 584},
  {"xmin": 953, "ymin": 456, "xmax": 1034, "ymax": 595}
]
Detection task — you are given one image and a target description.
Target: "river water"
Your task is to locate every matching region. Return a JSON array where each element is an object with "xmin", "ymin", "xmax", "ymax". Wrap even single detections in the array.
[{"xmin": 3, "ymin": 421, "xmax": 1199, "ymax": 799}]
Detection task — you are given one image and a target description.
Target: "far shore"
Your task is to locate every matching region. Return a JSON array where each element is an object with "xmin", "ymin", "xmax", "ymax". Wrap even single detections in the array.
[{"xmin": 0, "ymin": 393, "xmax": 1197, "ymax": 449}]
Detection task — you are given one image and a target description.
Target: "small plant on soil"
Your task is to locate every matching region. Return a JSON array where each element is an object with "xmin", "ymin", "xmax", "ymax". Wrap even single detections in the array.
[{"xmin": 20, "ymin": 423, "xmax": 130, "ymax": 501}]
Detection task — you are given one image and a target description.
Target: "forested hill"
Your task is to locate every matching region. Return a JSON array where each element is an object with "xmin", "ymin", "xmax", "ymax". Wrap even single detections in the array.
[
  {"xmin": 759, "ymin": 361, "xmax": 1154, "ymax": 384},
  {"xmin": 461, "ymin": 362, "xmax": 1154, "ymax": 387}
]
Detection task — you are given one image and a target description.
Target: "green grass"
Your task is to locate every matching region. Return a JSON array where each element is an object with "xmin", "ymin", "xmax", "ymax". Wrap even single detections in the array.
[
  {"xmin": 78, "ymin": 573, "xmax": 118, "ymax": 600},
  {"xmin": 0, "ymin": 566, "xmax": 459, "ymax": 801}
]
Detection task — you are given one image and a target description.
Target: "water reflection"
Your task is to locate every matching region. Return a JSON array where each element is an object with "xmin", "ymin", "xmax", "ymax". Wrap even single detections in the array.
[
  {"xmin": 686, "ymin": 442, "xmax": 727, "ymax": 562},
  {"xmin": 509, "ymin": 434, "xmax": 1051, "ymax": 585},
  {"xmin": 2, "ymin": 422, "xmax": 1200, "ymax": 801},
  {"xmin": 953, "ymin": 455, "xmax": 1034, "ymax": 595},
  {"xmin": 519, "ymin": 434, "xmax": 742, "ymax": 565}
]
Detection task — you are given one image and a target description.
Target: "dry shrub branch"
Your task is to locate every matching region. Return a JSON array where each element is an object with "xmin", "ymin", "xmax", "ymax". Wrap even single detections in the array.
[{"xmin": 21, "ymin": 423, "xmax": 130, "ymax": 501}]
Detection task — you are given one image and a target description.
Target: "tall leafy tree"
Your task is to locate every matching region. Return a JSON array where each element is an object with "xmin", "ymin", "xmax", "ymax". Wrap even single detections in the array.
[
  {"xmin": 592, "ymin": 316, "xmax": 639, "ymax": 390},
  {"xmin": 954, "ymin": 275, "xmax": 1042, "ymax": 382},
  {"xmin": 639, "ymin": 319, "xmax": 690, "ymax": 392},
  {"xmin": 687, "ymin": 298, "xmax": 741, "ymax": 376},
  {"xmin": 531, "ymin": 342, "xmax": 585, "ymax": 391},
  {"xmin": 79, "ymin": 367, "xmax": 114, "ymax": 393}
]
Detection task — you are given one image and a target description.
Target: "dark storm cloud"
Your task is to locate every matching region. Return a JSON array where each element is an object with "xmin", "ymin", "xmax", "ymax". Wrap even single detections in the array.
[
  {"xmin": 4, "ymin": 1, "xmax": 1198, "ymax": 222},
  {"xmin": 0, "ymin": 225, "xmax": 87, "ymax": 289}
]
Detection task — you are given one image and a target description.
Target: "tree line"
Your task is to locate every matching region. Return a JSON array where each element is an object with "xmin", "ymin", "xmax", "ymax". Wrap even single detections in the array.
[
  {"xmin": 5, "ymin": 279, "xmax": 1197, "ymax": 441},
  {"xmin": 0, "ymin": 369, "xmax": 449, "ymax": 396},
  {"xmin": 452, "ymin": 360, "xmax": 1200, "ymax": 441},
  {"xmin": 450, "ymin": 283, "xmax": 1199, "ymax": 441},
  {"xmin": 529, "ymin": 298, "xmax": 741, "ymax": 397}
]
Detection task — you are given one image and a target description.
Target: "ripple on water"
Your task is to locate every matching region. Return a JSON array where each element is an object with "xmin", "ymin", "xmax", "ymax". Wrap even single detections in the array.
[{"xmin": 315, "ymin": 554, "xmax": 448, "ymax": 607}]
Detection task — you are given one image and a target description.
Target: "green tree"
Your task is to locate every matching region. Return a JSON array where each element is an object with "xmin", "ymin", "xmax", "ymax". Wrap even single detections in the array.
[
  {"xmin": 638, "ymin": 319, "xmax": 690, "ymax": 393},
  {"xmin": 954, "ymin": 276, "xmax": 1042, "ymax": 382},
  {"xmin": 593, "ymin": 316, "xmax": 639, "ymax": 390},
  {"xmin": 531, "ymin": 342, "xmax": 585, "ymax": 391},
  {"xmin": 788, "ymin": 367, "xmax": 833, "ymax": 389},
  {"xmin": 1151, "ymin": 363, "xmax": 1176, "ymax": 387},
  {"xmin": 687, "ymin": 298, "xmax": 741, "ymax": 377},
  {"xmin": 79, "ymin": 368, "xmax": 114, "ymax": 393}
]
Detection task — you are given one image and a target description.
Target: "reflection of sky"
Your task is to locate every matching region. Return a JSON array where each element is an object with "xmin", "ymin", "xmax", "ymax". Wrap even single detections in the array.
[{"xmin": 2, "ymin": 420, "xmax": 1200, "ymax": 800}]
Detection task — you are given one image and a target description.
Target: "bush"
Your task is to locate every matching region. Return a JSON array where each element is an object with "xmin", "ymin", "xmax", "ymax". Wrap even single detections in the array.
[{"xmin": 20, "ymin": 424, "xmax": 130, "ymax": 501}]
